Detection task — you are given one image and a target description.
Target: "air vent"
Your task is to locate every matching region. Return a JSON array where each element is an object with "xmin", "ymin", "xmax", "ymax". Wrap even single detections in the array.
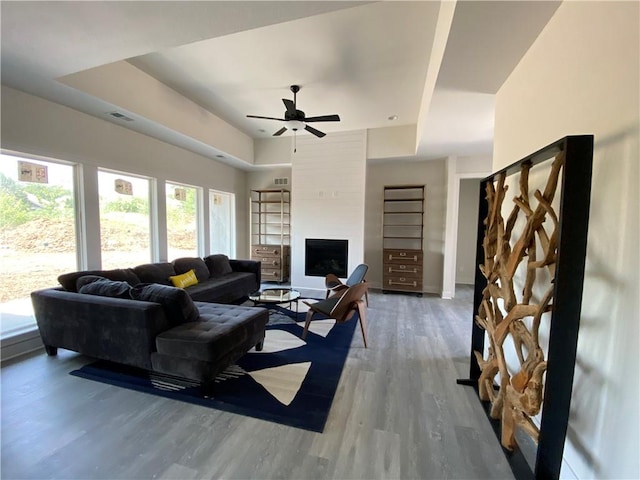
[
  {"xmin": 274, "ymin": 177, "xmax": 289, "ymax": 186},
  {"xmin": 108, "ymin": 112, "xmax": 134, "ymax": 122}
]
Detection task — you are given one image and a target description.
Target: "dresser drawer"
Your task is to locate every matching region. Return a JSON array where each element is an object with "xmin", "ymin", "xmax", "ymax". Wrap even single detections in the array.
[
  {"xmin": 252, "ymin": 245, "xmax": 281, "ymax": 257},
  {"xmin": 384, "ymin": 249, "xmax": 423, "ymax": 265},
  {"xmin": 261, "ymin": 268, "xmax": 282, "ymax": 281},
  {"xmin": 383, "ymin": 263, "xmax": 422, "ymax": 278},
  {"xmin": 384, "ymin": 276, "xmax": 423, "ymax": 291},
  {"xmin": 254, "ymin": 257, "xmax": 281, "ymax": 267}
]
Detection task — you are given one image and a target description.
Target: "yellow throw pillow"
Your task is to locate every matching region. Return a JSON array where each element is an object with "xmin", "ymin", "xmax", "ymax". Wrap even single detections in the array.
[{"xmin": 169, "ymin": 269, "xmax": 198, "ymax": 289}]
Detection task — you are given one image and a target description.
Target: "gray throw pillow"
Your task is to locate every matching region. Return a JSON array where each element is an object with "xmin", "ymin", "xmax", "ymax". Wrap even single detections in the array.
[
  {"xmin": 59, "ymin": 268, "xmax": 140, "ymax": 292},
  {"xmin": 78, "ymin": 279, "xmax": 132, "ymax": 299},
  {"xmin": 132, "ymin": 263, "xmax": 176, "ymax": 285},
  {"xmin": 75, "ymin": 275, "xmax": 108, "ymax": 291},
  {"xmin": 130, "ymin": 283, "xmax": 199, "ymax": 325},
  {"xmin": 204, "ymin": 254, "xmax": 233, "ymax": 277},
  {"xmin": 172, "ymin": 257, "xmax": 210, "ymax": 282}
]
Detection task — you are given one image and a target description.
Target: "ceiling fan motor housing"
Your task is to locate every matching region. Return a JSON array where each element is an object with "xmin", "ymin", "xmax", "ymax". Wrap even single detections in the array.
[{"xmin": 285, "ymin": 109, "xmax": 305, "ymax": 121}]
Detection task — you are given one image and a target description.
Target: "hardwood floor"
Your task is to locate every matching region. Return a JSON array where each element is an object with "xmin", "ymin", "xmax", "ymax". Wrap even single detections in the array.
[{"xmin": 1, "ymin": 286, "xmax": 514, "ymax": 479}]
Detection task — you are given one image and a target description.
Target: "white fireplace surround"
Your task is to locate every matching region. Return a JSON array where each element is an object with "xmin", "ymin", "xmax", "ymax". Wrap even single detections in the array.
[{"xmin": 290, "ymin": 131, "xmax": 366, "ymax": 291}]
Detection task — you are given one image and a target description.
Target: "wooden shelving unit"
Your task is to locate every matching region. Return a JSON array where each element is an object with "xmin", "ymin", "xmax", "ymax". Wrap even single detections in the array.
[
  {"xmin": 382, "ymin": 185, "xmax": 424, "ymax": 296},
  {"xmin": 250, "ymin": 189, "xmax": 290, "ymax": 283}
]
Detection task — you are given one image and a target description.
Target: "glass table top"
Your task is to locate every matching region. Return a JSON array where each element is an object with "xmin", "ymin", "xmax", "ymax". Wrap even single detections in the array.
[{"xmin": 248, "ymin": 288, "xmax": 301, "ymax": 303}]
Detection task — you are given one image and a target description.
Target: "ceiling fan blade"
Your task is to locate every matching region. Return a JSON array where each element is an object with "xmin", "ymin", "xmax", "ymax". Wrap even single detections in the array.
[
  {"xmin": 282, "ymin": 99, "xmax": 296, "ymax": 115},
  {"xmin": 305, "ymin": 125, "xmax": 326, "ymax": 138},
  {"xmin": 303, "ymin": 114, "xmax": 341, "ymax": 123},
  {"xmin": 247, "ymin": 115, "xmax": 286, "ymax": 121},
  {"xmin": 273, "ymin": 127, "xmax": 287, "ymax": 136}
]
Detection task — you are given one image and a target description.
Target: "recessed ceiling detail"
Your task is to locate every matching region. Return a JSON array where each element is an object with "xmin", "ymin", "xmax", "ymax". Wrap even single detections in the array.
[{"xmin": 1, "ymin": 1, "xmax": 561, "ymax": 166}]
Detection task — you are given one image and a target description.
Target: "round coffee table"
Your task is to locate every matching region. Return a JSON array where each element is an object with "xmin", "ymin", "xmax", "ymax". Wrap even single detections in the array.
[{"xmin": 249, "ymin": 288, "xmax": 301, "ymax": 315}]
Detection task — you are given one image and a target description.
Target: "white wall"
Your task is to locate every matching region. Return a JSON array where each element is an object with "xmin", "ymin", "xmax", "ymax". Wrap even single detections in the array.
[
  {"xmin": 291, "ymin": 131, "xmax": 367, "ymax": 291},
  {"xmin": 455, "ymin": 178, "xmax": 478, "ymax": 284},
  {"xmin": 365, "ymin": 159, "xmax": 446, "ymax": 293},
  {"xmin": 247, "ymin": 167, "xmax": 292, "ymax": 192},
  {"xmin": 254, "ymin": 137, "xmax": 292, "ymax": 166},
  {"xmin": 1, "ymin": 86, "xmax": 249, "ymax": 265},
  {"xmin": 366, "ymin": 125, "xmax": 417, "ymax": 159},
  {"xmin": 442, "ymin": 155, "xmax": 492, "ymax": 298},
  {"xmin": 494, "ymin": 2, "xmax": 639, "ymax": 478}
]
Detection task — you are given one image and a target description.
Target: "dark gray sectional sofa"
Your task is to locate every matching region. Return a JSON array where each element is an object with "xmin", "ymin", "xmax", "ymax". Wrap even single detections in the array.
[{"xmin": 31, "ymin": 255, "xmax": 268, "ymax": 389}]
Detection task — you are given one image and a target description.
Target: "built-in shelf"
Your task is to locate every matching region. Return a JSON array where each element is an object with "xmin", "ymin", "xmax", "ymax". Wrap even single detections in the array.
[
  {"xmin": 250, "ymin": 189, "xmax": 290, "ymax": 283},
  {"xmin": 382, "ymin": 185, "xmax": 425, "ymax": 296}
]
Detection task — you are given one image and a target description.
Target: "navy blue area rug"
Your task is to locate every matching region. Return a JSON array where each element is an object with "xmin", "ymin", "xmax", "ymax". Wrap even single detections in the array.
[{"xmin": 70, "ymin": 301, "xmax": 356, "ymax": 432}]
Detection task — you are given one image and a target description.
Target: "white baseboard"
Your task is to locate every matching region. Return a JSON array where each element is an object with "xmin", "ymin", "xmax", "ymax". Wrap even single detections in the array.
[{"xmin": 1, "ymin": 329, "xmax": 43, "ymax": 362}]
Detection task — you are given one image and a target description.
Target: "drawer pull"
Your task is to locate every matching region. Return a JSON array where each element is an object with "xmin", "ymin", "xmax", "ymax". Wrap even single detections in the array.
[
  {"xmin": 388, "ymin": 255, "xmax": 419, "ymax": 262},
  {"xmin": 388, "ymin": 280, "xmax": 417, "ymax": 287},
  {"xmin": 388, "ymin": 267, "xmax": 418, "ymax": 274},
  {"xmin": 255, "ymin": 247, "xmax": 279, "ymax": 255}
]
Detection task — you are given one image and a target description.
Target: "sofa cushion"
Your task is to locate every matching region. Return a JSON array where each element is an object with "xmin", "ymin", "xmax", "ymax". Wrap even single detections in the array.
[
  {"xmin": 155, "ymin": 303, "xmax": 268, "ymax": 364},
  {"xmin": 204, "ymin": 254, "xmax": 233, "ymax": 277},
  {"xmin": 78, "ymin": 279, "xmax": 132, "ymax": 299},
  {"xmin": 169, "ymin": 269, "xmax": 198, "ymax": 289},
  {"xmin": 133, "ymin": 263, "xmax": 176, "ymax": 285},
  {"xmin": 58, "ymin": 269, "xmax": 140, "ymax": 292},
  {"xmin": 185, "ymin": 272, "xmax": 257, "ymax": 303},
  {"xmin": 130, "ymin": 283, "xmax": 199, "ymax": 325},
  {"xmin": 172, "ymin": 257, "xmax": 210, "ymax": 282}
]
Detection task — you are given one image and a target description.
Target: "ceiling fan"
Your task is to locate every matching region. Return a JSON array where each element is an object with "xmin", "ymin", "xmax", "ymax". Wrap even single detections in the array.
[{"xmin": 247, "ymin": 85, "xmax": 340, "ymax": 138}]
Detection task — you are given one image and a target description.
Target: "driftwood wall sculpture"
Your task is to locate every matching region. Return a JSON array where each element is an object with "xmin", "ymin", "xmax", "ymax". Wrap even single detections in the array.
[{"xmin": 474, "ymin": 150, "xmax": 565, "ymax": 451}]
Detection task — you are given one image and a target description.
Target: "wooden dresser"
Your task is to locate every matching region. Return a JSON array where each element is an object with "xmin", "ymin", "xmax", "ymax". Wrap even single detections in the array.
[
  {"xmin": 382, "ymin": 185, "xmax": 424, "ymax": 296},
  {"xmin": 251, "ymin": 244, "xmax": 290, "ymax": 283},
  {"xmin": 383, "ymin": 249, "xmax": 423, "ymax": 293}
]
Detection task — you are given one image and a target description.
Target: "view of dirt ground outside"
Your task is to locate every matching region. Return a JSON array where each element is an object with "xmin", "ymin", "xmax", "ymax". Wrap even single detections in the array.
[
  {"xmin": 166, "ymin": 182, "xmax": 198, "ymax": 259},
  {"xmin": 0, "ymin": 157, "xmax": 198, "ymax": 337}
]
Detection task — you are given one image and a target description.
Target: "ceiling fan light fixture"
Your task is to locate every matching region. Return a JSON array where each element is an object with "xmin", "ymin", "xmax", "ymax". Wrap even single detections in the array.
[{"xmin": 285, "ymin": 120, "xmax": 306, "ymax": 131}]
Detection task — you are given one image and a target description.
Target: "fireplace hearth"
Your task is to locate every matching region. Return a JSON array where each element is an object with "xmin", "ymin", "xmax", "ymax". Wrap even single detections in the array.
[{"xmin": 305, "ymin": 239, "xmax": 348, "ymax": 278}]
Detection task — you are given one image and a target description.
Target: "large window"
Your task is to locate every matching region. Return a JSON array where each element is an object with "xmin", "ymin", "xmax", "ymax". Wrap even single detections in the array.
[
  {"xmin": 98, "ymin": 170, "xmax": 151, "ymax": 269},
  {"xmin": 0, "ymin": 154, "xmax": 77, "ymax": 337},
  {"xmin": 166, "ymin": 182, "xmax": 200, "ymax": 259},
  {"xmin": 209, "ymin": 190, "xmax": 235, "ymax": 257}
]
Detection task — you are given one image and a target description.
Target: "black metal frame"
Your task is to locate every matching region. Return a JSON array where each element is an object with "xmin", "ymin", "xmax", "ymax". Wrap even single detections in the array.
[{"xmin": 457, "ymin": 135, "xmax": 594, "ymax": 480}]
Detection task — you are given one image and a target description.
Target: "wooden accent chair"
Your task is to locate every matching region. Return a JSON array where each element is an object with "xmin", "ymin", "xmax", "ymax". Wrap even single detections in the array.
[
  {"xmin": 302, "ymin": 282, "xmax": 369, "ymax": 347},
  {"xmin": 325, "ymin": 263, "xmax": 369, "ymax": 305}
]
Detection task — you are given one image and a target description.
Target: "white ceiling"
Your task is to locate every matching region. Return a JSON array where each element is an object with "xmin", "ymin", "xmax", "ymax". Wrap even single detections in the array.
[{"xmin": 1, "ymin": 1, "xmax": 561, "ymax": 169}]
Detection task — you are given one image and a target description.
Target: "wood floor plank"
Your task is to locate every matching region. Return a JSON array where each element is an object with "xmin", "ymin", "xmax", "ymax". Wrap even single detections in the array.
[{"xmin": 1, "ymin": 286, "xmax": 514, "ymax": 479}]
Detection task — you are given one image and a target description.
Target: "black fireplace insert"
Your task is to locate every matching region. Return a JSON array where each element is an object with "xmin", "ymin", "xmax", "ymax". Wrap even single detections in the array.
[{"xmin": 305, "ymin": 239, "xmax": 348, "ymax": 278}]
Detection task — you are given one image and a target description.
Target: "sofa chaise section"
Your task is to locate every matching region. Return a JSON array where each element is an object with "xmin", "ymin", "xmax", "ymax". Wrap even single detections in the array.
[{"xmin": 31, "ymin": 287, "xmax": 172, "ymax": 370}]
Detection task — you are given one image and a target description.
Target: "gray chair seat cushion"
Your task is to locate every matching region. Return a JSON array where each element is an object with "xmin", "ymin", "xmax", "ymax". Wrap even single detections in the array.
[{"xmin": 155, "ymin": 303, "xmax": 268, "ymax": 364}]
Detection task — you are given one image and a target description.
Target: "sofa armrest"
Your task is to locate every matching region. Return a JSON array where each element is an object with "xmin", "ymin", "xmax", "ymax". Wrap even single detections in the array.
[
  {"xmin": 31, "ymin": 288, "xmax": 172, "ymax": 369},
  {"xmin": 229, "ymin": 259, "xmax": 261, "ymax": 287}
]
